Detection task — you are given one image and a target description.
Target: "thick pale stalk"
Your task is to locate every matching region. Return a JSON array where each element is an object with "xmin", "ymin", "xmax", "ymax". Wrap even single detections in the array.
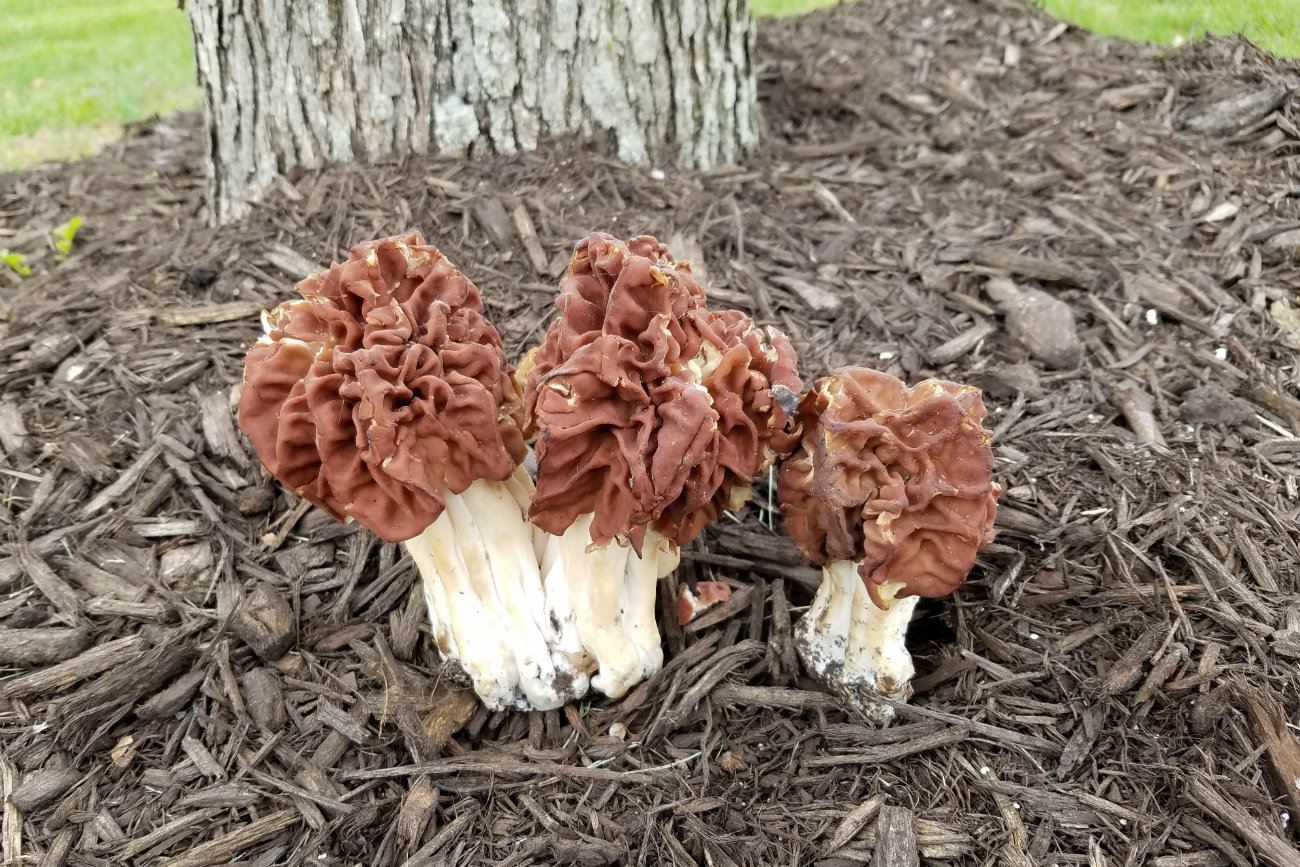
[
  {"xmin": 539, "ymin": 533, "xmax": 592, "ymax": 697},
  {"xmin": 405, "ymin": 473, "xmax": 580, "ymax": 711},
  {"xmin": 552, "ymin": 515, "xmax": 639, "ymax": 697},
  {"xmin": 794, "ymin": 562, "xmax": 919, "ymax": 722},
  {"xmin": 621, "ymin": 529, "xmax": 679, "ymax": 683},
  {"xmin": 408, "ymin": 487, "xmax": 677, "ymax": 709},
  {"xmin": 453, "ymin": 482, "xmax": 562, "ymax": 710},
  {"xmin": 544, "ymin": 515, "xmax": 677, "ymax": 699},
  {"xmin": 406, "ymin": 497, "xmax": 522, "ymax": 709}
]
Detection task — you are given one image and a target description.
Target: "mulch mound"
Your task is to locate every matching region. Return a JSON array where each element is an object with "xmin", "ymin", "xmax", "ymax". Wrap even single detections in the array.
[{"xmin": 3, "ymin": 0, "xmax": 1300, "ymax": 865}]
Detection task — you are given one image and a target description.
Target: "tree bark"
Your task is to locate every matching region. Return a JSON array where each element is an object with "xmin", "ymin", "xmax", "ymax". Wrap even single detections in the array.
[{"xmin": 187, "ymin": 0, "xmax": 760, "ymax": 224}]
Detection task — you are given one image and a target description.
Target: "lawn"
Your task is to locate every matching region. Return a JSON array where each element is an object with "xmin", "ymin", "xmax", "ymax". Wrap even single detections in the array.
[
  {"xmin": 0, "ymin": 0, "xmax": 198, "ymax": 170},
  {"xmin": 0, "ymin": 0, "xmax": 1296, "ymax": 170}
]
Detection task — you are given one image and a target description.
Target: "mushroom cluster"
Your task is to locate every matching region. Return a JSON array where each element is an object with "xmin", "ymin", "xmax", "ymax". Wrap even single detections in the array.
[
  {"xmin": 239, "ymin": 231, "xmax": 998, "ymax": 719},
  {"xmin": 778, "ymin": 367, "xmax": 1000, "ymax": 719},
  {"xmin": 239, "ymin": 232, "xmax": 802, "ymax": 710}
]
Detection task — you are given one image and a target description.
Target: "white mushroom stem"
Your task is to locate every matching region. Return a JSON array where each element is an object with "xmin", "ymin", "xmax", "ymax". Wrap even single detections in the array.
[
  {"xmin": 794, "ymin": 562, "xmax": 919, "ymax": 723},
  {"xmin": 404, "ymin": 468, "xmax": 582, "ymax": 711},
  {"xmin": 541, "ymin": 515, "xmax": 680, "ymax": 699}
]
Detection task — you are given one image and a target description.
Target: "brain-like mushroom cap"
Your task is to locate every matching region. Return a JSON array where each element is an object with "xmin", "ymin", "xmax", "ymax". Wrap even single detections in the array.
[
  {"xmin": 522, "ymin": 233, "xmax": 802, "ymax": 549},
  {"xmin": 238, "ymin": 233, "xmax": 525, "ymax": 543},
  {"xmin": 778, "ymin": 367, "xmax": 999, "ymax": 608}
]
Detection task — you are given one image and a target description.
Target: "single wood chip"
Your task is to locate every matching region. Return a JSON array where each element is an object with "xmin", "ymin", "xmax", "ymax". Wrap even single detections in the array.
[
  {"xmin": 1099, "ymin": 629, "xmax": 1165, "ymax": 697},
  {"xmin": 0, "ymin": 626, "xmax": 91, "ymax": 666},
  {"xmin": 182, "ymin": 735, "xmax": 225, "ymax": 779},
  {"xmin": 117, "ymin": 809, "xmax": 221, "ymax": 861},
  {"xmin": 0, "ymin": 400, "xmax": 27, "ymax": 456},
  {"xmin": 1, "ymin": 756, "xmax": 19, "ymax": 867},
  {"xmin": 264, "ymin": 243, "xmax": 323, "ymax": 279},
  {"xmin": 80, "ymin": 444, "xmax": 163, "ymax": 516},
  {"xmin": 199, "ymin": 391, "xmax": 249, "ymax": 467},
  {"xmin": 712, "ymin": 684, "xmax": 841, "ymax": 711},
  {"xmin": 827, "ymin": 795, "xmax": 885, "ymax": 851},
  {"xmin": 787, "ymin": 134, "xmax": 879, "ymax": 159},
  {"xmin": 769, "ymin": 274, "xmax": 843, "ymax": 316},
  {"xmin": 0, "ymin": 634, "xmax": 146, "ymax": 699},
  {"xmin": 1135, "ymin": 642, "xmax": 1187, "ymax": 704},
  {"xmin": 802, "ymin": 726, "xmax": 968, "ymax": 767},
  {"xmin": 472, "ymin": 198, "xmax": 515, "ymax": 250},
  {"xmin": 1058, "ymin": 704, "xmax": 1107, "ymax": 779},
  {"xmin": 928, "ymin": 320, "xmax": 996, "ymax": 365},
  {"xmin": 1181, "ymin": 85, "xmax": 1294, "ymax": 137},
  {"xmin": 315, "ymin": 699, "xmax": 370, "ymax": 744},
  {"xmin": 8, "ymin": 767, "xmax": 81, "ymax": 813},
  {"xmin": 871, "ymin": 806, "xmax": 920, "ymax": 867},
  {"xmin": 158, "ymin": 302, "xmax": 266, "ymax": 326},
  {"xmin": 397, "ymin": 776, "xmax": 440, "ymax": 853},
  {"xmin": 1110, "ymin": 384, "xmax": 1168, "ymax": 451},
  {"xmin": 13, "ymin": 532, "xmax": 81, "ymax": 621},
  {"xmin": 1232, "ymin": 682, "xmax": 1300, "ymax": 814},
  {"xmin": 970, "ymin": 247, "xmax": 1093, "ymax": 287},
  {"xmin": 156, "ymin": 809, "xmax": 299, "ymax": 867},
  {"xmin": 511, "ymin": 204, "xmax": 549, "ymax": 274}
]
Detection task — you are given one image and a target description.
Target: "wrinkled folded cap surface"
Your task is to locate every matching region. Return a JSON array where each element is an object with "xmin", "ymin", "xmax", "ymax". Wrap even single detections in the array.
[
  {"xmin": 522, "ymin": 232, "xmax": 802, "ymax": 548},
  {"xmin": 239, "ymin": 233, "xmax": 525, "ymax": 543},
  {"xmin": 778, "ymin": 367, "xmax": 999, "ymax": 608}
]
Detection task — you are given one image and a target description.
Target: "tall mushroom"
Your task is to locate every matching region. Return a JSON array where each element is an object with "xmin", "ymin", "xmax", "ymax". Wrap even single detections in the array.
[
  {"xmin": 519, "ymin": 233, "xmax": 802, "ymax": 699},
  {"xmin": 238, "ymin": 233, "xmax": 576, "ymax": 710},
  {"xmin": 778, "ymin": 367, "xmax": 999, "ymax": 720}
]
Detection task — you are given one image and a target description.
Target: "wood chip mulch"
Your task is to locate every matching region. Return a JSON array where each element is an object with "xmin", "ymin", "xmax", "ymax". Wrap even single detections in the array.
[{"xmin": 1, "ymin": 1, "xmax": 1300, "ymax": 865}]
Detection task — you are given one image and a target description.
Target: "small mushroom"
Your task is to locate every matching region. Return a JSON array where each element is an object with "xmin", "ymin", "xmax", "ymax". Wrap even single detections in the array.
[{"xmin": 778, "ymin": 367, "xmax": 999, "ymax": 720}]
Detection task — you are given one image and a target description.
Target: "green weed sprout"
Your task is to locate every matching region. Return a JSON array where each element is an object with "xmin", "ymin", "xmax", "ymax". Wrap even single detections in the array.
[
  {"xmin": 51, "ymin": 216, "xmax": 83, "ymax": 259},
  {"xmin": 0, "ymin": 250, "xmax": 31, "ymax": 276}
]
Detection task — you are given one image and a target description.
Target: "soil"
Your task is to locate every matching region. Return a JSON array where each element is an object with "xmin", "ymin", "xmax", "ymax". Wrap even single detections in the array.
[{"xmin": 2, "ymin": 1, "xmax": 1300, "ymax": 865}]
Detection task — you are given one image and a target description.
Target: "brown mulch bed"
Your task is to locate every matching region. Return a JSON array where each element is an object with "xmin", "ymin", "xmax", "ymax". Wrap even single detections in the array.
[{"xmin": 3, "ymin": 1, "xmax": 1300, "ymax": 865}]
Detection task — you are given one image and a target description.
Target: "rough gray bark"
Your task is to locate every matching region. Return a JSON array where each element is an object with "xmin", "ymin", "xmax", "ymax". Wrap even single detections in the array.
[{"xmin": 187, "ymin": 0, "xmax": 760, "ymax": 224}]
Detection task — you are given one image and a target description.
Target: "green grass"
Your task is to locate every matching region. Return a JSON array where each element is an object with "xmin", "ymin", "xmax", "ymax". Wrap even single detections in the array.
[
  {"xmin": 750, "ymin": 0, "xmax": 1300, "ymax": 57},
  {"xmin": 752, "ymin": 0, "xmax": 844, "ymax": 16},
  {"xmin": 0, "ymin": 0, "xmax": 198, "ymax": 170},
  {"xmin": 1032, "ymin": 0, "xmax": 1300, "ymax": 58}
]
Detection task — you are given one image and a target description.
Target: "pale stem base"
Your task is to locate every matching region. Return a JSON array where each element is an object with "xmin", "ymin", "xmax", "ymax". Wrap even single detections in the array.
[
  {"xmin": 794, "ymin": 561, "xmax": 920, "ymax": 723},
  {"xmin": 405, "ymin": 477, "xmax": 679, "ymax": 710},
  {"xmin": 542, "ymin": 514, "xmax": 679, "ymax": 700}
]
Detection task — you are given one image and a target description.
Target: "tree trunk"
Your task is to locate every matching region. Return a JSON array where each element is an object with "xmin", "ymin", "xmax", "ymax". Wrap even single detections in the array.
[{"xmin": 187, "ymin": 0, "xmax": 760, "ymax": 224}]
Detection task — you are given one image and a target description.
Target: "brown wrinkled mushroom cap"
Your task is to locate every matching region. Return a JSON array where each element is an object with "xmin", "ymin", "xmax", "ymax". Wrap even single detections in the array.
[
  {"xmin": 521, "ymin": 233, "xmax": 802, "ymax": 549},
  {"xmin": 238, "ymin": 233, "xmax": 526, "ymax": 543},
  {"xmin": 778, "ymin": 367, "xmax": 999, "ymax": 608}
]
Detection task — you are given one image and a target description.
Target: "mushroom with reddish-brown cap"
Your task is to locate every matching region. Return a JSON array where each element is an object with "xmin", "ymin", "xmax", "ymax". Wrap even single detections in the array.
[
  {"xmin": 518, "ymin": 232, "xmax": 802, "ymax": 699},
  {"xmin": 778, "ymin": 367, "xmax": 1000, "ymax": 720},
  {"xmin": 238, "ymin": 233, "xmax": 576, "ymax": 710}
]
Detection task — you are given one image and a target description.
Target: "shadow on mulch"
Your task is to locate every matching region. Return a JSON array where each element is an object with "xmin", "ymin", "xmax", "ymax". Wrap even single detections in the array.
[{"xmin": 2, "ymin": 1, "xmax": 1300, "ymax": 865}]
